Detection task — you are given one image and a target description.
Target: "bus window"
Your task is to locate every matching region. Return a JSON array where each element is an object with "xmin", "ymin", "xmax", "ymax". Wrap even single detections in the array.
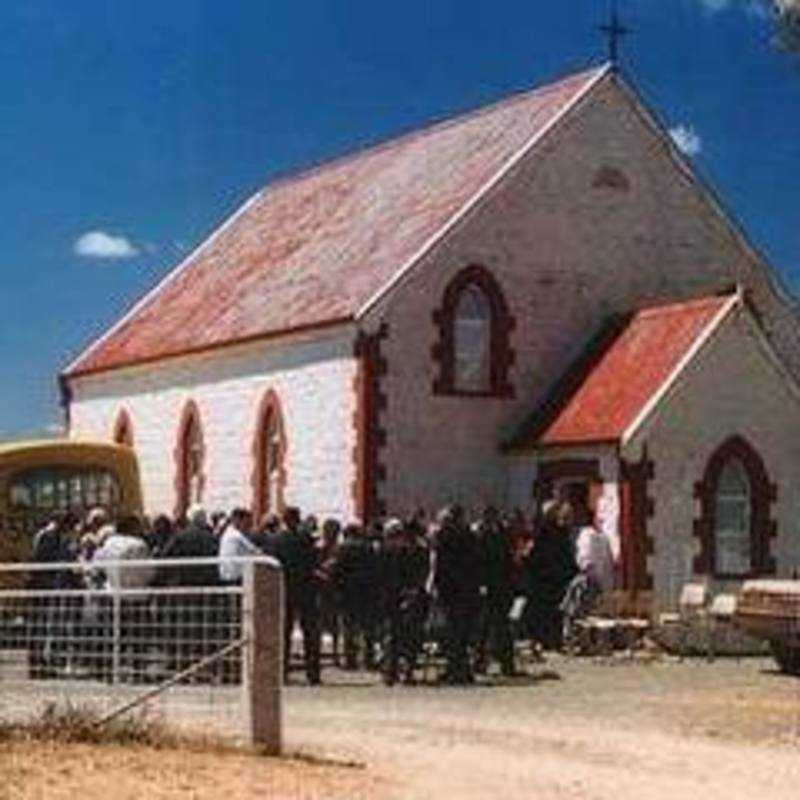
[
  {"xmin": 8, "ymin": 467, "xmax": 121, "ymax": 523},
  {"xmin": 0, "ymin": 440, "xmax": 142, "ymax": 562},
  {"xmin": 9, "ymin": 483, "xmax": 31, "ymax": 509}
]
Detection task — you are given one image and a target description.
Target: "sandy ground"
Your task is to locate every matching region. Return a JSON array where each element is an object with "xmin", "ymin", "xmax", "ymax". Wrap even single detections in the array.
[
  {"xmin": 0, "ymin": 741, "xmax": 389, "ymax": 800},
  {"xmin": 3, "ymin": 656, "xmax": 800, "ymax": 799},
  {"xmin": 283, "ymin": 656, "xmax": 800, "ymax": 800}
]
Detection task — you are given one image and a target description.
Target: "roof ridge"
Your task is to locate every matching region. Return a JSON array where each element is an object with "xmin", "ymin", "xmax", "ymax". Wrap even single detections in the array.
[
  {"xmin": 634, "ymin": 292, "xmax": 735, "ymax": 318},
  {"xmin": 253, "ymin": 62, "xmax": 609, "ymax": 199}
]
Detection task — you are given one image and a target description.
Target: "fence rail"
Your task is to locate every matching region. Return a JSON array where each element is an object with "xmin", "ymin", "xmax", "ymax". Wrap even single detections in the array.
[{"xmin": 0, "ymin": 556, "xmax": 283, "ymax": 752}]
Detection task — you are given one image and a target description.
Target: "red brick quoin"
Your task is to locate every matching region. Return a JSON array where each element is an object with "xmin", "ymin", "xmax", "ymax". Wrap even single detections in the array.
[
  {"xmin": 620, "ymin": 449, "xmax": 655, "ymax": 592},
  {"xmin": 352, "ymin": 324, "xmax": 389, "ymax": 524}
]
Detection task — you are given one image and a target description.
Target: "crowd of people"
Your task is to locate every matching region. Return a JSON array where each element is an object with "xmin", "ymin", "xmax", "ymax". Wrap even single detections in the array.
[{"xmin": 26, "ymin": 493, "xmax": 616, "ymax": 686}]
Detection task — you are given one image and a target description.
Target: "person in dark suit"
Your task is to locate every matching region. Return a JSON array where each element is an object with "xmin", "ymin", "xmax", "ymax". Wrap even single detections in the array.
[
  {"xmin": 158, "ymin": 506, "xmax": 218, "ymax": 586},
  {"xmin": 380, "ymin": 518, "xmax": 430, "ymax": 685},
  {"xmin": 474, "ymin": 507, "xmax": 516, "ymax": 677},
  {"xmin": 315, "ymin": 518, "xmax": 342, "ymax": 666},
  {"xmin": 252, "ymin": 512, "xmax": 281, "ymax": 557},
  {"xmin": 29, "ymin": 511, "xmax": 79, "ymax": 678},
  {"xmin": 524, "ymin": 500, "xmax": 579, "ymax": 651},
  {"xmin": 155, "ymin": 505, "xmax": 221, "ymax": 677},
  {"xmin": 433, "ymin": 505, "xmax": 483, "ymax": 685},
  {"xmin": 273, "ymin": 506, "xmax": 321, "ymax": 685},
  {"xmin": 333, "ymin": 522, "xmax": 381, "ymax": 671}
]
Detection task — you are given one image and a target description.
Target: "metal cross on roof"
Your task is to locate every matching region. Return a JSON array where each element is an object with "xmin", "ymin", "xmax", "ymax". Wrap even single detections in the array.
[{"xmin": 599, "ymin": 0, "xmax": 631, "ymax": 67}]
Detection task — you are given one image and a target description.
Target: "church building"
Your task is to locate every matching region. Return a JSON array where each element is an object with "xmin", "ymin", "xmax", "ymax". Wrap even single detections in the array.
[{"xmin": 61, "ymin": 63, "xmax": 800, "ymax": 610}]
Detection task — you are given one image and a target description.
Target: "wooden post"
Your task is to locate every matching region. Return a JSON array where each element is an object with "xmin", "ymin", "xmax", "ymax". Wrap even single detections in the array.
[{"xmin": 241, "ymin": 559, "xmax": 283, "ymax": 754}]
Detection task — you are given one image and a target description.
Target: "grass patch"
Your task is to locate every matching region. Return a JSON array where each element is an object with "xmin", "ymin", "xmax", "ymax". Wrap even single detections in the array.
[
  {"xmin": 0, "ymin": 704, "xmax": 372, "ymax": 774},
  {"xmin": 286, "ymin": 749, "xmax": 366, "ymax": 770},
  {"xmin": 0, "ymin": 702, "xmax": 209, "ymax": 750}
]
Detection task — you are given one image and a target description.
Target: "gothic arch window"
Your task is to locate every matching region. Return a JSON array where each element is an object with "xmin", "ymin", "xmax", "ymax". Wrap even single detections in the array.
[
  {"xmin": 454, "ymin": 285, "xmax": 492, "ymax": 392},
  {"xmin": 174, "ymin": 401, "xmax": 205, "ymax": 520},
  {"xmin": 693, "ymin": 436, "xmax": 777, "ymax": 579},
  {"xmin": 432, "ymin": 265, "xmax": 515, "ymax": 397},
  {"xmin": 112, "ymin": 409, "xmax": 134, "ymax": 447},
  {"xmin": 714, "ymin": 458, "xmax": 751, "ymax": 576},
  {"xmin": 251, "ymin": 390, "xmax": 287, "ymax": 523}
]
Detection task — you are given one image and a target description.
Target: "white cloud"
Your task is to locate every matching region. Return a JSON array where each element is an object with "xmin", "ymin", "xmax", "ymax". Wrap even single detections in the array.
[
  {"xmin": 74, "ymin": 230, "xmax": 139, "ymax": 259},
  {"xmin": 670, "ymin": 124, "xmax": 703, "ymax": 157},
  {"xmin": 697, "ymin": 0, "xmax": 773, "ymax": 16}
]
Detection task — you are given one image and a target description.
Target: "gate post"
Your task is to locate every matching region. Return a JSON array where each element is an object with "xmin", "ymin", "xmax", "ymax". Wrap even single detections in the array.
[{"xmin": 241, "ymin": 558, "xmax": 283, "ymax": 754}]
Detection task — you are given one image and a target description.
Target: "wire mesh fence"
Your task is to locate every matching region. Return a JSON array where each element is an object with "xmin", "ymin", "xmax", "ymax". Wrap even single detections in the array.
[{"xmin": 0, "ymin": 557, "xmax": 282, "ymax": 751}]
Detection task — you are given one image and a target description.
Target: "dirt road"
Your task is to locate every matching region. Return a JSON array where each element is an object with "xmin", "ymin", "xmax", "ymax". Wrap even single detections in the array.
[
  {"xmin": 3, "ymin": 657, "xmax": 799, "ymax": 799},
  {"xmin": 285, "ymin": 656, "xmax": 800, "ymax": 799}
]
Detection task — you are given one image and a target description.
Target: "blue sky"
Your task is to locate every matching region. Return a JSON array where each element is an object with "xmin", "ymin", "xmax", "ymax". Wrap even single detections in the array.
[{"xmin": 1, "ymin": 0, "xmax": 798, "ymax": 436}]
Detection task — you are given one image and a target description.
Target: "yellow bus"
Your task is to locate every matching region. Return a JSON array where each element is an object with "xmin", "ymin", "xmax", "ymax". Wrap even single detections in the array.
[{"xmin": 0, "ymin": 439, "xmax": 143, "ymax": 563}]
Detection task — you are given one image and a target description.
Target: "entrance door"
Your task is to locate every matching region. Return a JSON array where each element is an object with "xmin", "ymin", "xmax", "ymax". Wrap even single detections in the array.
[{"xmin": 533, "ymin": 458, "xmax": 601, "ymax": 519}]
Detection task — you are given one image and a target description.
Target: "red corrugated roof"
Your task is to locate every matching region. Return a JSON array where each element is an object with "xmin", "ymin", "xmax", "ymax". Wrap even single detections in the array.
[
  {"xmin": 533, "ymin": 294, "xmax": 735, "ymax": 447},
  {"xmin": 66, "ymin": 65, "xmax": 608, "ymax": 376}
]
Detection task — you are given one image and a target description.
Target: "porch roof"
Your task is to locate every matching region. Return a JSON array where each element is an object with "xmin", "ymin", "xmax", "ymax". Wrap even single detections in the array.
[{"xmin": 506, "ymin": 292, "xmax": 739, "ymax": 451}]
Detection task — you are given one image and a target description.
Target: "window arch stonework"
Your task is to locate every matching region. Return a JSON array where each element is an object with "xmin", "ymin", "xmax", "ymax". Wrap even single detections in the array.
[
  {"xmin": 432, "ymin": 265, "xmax": 515, "ymax": 398},
  {"xmin": 693, "ymin": 435, "xmax": 777, "ymax": 579},
  {"xmin": 251, "ymin": 390, "xmax": 287, "ymax": 523},
  {"xmin": 173, "ymin": 400, "xmax": 205, "ymax": 520},
  {"xmin": 112, "ymin": 408, "xmax": 134, "ymax": 447}
]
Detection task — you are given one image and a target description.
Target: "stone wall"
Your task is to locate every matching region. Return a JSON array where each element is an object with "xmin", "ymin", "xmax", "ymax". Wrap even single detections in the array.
[
  {"xmin": 625, "ymin": 309, "xmax": 800, "ymax": 610},
  {"xmin": 365, "ymin": 75, "xmax": 800, "ymax": 516},
  {"xmin": 67, "ymin": 74, "xmax": 800, "ymax": 527},
  {"xmin": 69, "ymin": 328, "xmax": 359, "ymax": 520}
]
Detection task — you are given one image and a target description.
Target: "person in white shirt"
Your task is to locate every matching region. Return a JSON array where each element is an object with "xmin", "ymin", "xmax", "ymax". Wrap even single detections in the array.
[
  {"xmin": 91, "ymin": 516, "xmax": 154, "ymax": 590},
  {"xmin": 218, "ymin": 508, "xmax": 277, "ymax": 583},
  {"xmin": 88, "ymin": 516, "xmax": 154, "ymax": 679},
  {"xmin": 560, "ymin": 499, "xmax": 615, "ymax": 649},
  {"xmin": 574, "ymin": 514, "xmax": 615, "ymax": 595}
]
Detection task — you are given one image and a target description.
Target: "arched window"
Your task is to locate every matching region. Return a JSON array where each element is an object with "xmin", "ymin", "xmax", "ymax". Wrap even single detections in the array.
[
  {"xmin": 693, "ymin": 436, "xmax": 777, "ymax": 579},
  {"xmin": 174, "ymin": 401, "xmax": 205, "ymax": 519},
  {"xmin": 251, "ymin": 390, "xmax": 287, "ymax": 522},
  {"xmin": 432, "ymin": 265, "xmax": 515, "ymax": 397},
  {"xmin": 714, "ymin": 458, "xmax": 751, "ymax": 576},
  {"xmin": 112, "ymin": 409, "xmax": 134, "ymax": 447},
  {"xmin": 454, "ymin": 285, "xmax": 492, "ymax": 392}
]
